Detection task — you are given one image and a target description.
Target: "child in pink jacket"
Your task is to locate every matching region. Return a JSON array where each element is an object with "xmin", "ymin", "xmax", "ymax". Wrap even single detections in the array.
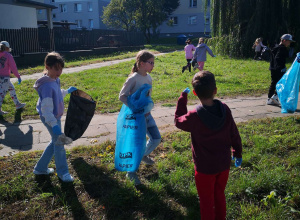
[
  {"xmin": 182, "ymin": 39, "xmax": 196, "ymax": 73},
  {"xmin": 0, "ymin": 41, "xmax": 25, "ymax": 114}
]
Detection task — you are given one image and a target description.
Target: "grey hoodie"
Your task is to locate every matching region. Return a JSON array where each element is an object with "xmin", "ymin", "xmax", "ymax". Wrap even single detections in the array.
[{"xmin": 193, "ymin": 43, "xmax": 215, "ymax": 62}]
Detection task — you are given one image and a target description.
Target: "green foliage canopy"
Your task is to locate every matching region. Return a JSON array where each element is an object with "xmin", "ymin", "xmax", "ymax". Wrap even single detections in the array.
[
  {"xmin": 102, "ymin": 0, "xmax": 137, "ymax": 31},
  {"xmin": 102, "ymin": 0, "xmax": 180, "ymax": 43},
  {"xmin": 205, "ymin": 0, "xmax": 300, "ymax": 58}
]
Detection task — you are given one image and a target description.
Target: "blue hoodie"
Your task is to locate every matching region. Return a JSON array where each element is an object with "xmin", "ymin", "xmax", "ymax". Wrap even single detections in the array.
[
  {"xmin": 193, "ymin": 43, "xmax": 215, "ymax": 62},
  {"xmin": 33, "ymin": 75, "xmax": 68, "ymax": 128}
]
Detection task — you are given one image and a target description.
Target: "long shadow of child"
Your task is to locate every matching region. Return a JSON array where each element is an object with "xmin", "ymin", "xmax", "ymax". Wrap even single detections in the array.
[{"xmin": 0, "ymin": 109, "xmax": 33, "ymax": 152}]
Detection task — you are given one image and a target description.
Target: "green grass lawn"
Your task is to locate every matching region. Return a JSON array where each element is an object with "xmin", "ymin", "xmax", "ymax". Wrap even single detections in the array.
[
  {"xmin": 0, "ymin": 116, "xmax": 299, "ymax": 219},
  {"xmin": 1, "ymin": 50, "xmax": 277, "ymax": 122},
  {"xmin": 0, "ymin": 46, "xmax": 298, "ymax": 219},
  {"xmin": 17, "ymin": 44, "xmax": 184, "ymax": 75}
]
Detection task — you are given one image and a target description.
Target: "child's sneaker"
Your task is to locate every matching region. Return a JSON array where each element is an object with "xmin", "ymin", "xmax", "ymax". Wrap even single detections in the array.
[
  {"xmin": 58, "ymin": 173, "xmax": 74, "ymax": 182},
  {"xmin": 126, "ymin": 172, "xmax": 141, "ymax": 185},
  {"xmin": 0, "ymin": 110, "xmax": 8, "ymax": 115},
  {"xmin": 141, "ymin": 156, "xmax": 155, "ymax": 165},
  {"xmin": 266, "ymin": 95, "xmax": 280, "ymax": 106},
  {"xmin": 266, "ymin": 98, "xmax": 275, "ymax": 105},
  {"xmin": 16, "ymin": 103, "xmax": 26, "ymax": 110},
  {"xmin": 271, "ymin": 95, "xmax": 280, "ymax": 105},
  {"xmin": 33, "ymin": 168, "xmax": 54, "ymax": 175}
]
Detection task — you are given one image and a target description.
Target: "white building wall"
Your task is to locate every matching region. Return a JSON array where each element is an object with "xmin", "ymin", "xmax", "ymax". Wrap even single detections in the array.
[
  {"xmin": 0, "ymin": 4, "xmax": 37, "ymax": 29},
  {"xmin": 158, "ymin": 0, "xmax": 210, "ymax": 37},
  {"xmin": 43, "ymin": 0, "xmax": 109, "ymax": 29}
]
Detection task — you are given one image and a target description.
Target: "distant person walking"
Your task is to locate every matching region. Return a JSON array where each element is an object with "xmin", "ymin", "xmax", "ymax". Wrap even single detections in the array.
[
  {"xmin": 192, "ymin": 37, "xmax": 216, "ymax": 71},
  {"xmin": 0, "ymin": 41, "xmax": 26, "ymax": 115},
  {"xmin": 267, "ymin": 34, "xmax": 295, "ymax": 105},
  {"xmin": 252, "ymin": 38, "xmax": 265, "ymax": 60},
  {"xmin": 182, "ymin": 38, "xmax": 196, "ymax": 73}
]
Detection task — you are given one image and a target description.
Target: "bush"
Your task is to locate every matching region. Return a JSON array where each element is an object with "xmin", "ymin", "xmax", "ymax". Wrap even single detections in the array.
[{"xmin": 206, "ymin": 35, "xmax": 253, "ymax": 58}]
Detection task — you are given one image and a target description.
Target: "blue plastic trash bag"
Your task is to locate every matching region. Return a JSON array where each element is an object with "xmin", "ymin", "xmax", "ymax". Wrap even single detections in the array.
[
  {"xmin": 115, "ymin": 84, "xmax": 154, "ymax": 172},
  {"xmin": 127, "ymin": 84, "xmax": 154, "ymax": 114},
  {"xmin": 276, "ymin": 53, "xmax": 300, "ymax": 113}
]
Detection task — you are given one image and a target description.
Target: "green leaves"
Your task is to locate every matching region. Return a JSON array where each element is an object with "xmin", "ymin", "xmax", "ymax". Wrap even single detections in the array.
[
  {"xmin": 207, "ymin": 0, "xmax": 300, "ymax": 58},
  {"xmin": 102, "ymin": 0, "xmax": 180, "ymax": 43}
]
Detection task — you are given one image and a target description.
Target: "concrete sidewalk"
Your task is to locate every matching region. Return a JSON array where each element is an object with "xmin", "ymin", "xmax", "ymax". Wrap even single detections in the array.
[
  {"xmin": 1, "ymin": 94, "xmax": 299, "ymax": 157},
  {"xmin": 10, "ymin": 52, "xmax": 169, "ymax": 84}
]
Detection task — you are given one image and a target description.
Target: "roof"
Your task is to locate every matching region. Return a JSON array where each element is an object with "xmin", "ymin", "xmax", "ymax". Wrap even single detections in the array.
[{"xmin": 15, "ymin": 0, "xmax": 57, "ymax": 9}]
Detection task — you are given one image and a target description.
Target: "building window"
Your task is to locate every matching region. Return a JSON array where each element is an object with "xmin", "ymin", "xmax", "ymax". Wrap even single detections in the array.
[
  {"xmin": 170, "ymin": 16, "xmax": 178, "ymax": 25},
  {"xmin": 188, "ymin": 16, "xmax": 197, "ymax": 25},
  {"xmin": 51, "ymin": 0, "xmax": 55, "ymax": 2},
  {"xmin": 60, "ymin": 4, "xmax": 67, "ymax": 13},
  {"xmin": 75, "ymin": 20, "xmax": 82, "ymax": 28},
  {"xmin": 88, "ymin": 19, "xmax": 94, "ymax": 29},
  {"xmin": 87, "ymin": 2, "xmax": 93, "ymax": 12},
  {"xmin": 189, "ymin": 0, "xmax": 197, "ymax": 7},
  {"xmin": 74, "ymin": 3, "xmax": 82, "ymax": 12},
  {"xmin": 53, "ymin": 13, "xmax": 56, "ymax": 18}
]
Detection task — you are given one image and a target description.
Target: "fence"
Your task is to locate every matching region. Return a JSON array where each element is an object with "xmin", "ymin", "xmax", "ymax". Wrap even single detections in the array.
[{"xmin": 0, "ymin": 28, "xmax": 145, "ymax": 57}]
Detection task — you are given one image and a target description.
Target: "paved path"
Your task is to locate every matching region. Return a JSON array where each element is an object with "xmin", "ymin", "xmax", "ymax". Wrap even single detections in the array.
[
  {"xmin": 10, "ymin": 52, "xmax": 169, "ymax": 84},
  {"xmin": 1, "ymin": 94, "xmax": 299, "ymax": 157},
  {"xmin": 1, "ymin": 53, "xmax": 300, "ymax": 156}
]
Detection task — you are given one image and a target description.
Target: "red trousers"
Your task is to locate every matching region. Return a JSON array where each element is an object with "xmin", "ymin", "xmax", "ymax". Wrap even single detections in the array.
[
  {"xmin": 195, "ymin": 169, "xmax": 230, "ymax": 220},
  {"xmin": 197, "ymin": 61, "xmax": 205, "ymax": 71}
]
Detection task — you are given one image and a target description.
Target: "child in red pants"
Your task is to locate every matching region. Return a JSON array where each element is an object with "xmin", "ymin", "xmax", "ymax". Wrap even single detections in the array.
[{"xmin": 174, "ymin": 71, "xmax": 242, "ymax": 220}]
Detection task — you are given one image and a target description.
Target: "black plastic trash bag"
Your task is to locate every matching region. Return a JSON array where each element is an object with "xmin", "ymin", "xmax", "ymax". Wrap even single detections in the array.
[
  {"xmin": 64, "ymin": 89, "xmax": 96, "ymax": 141},
  {"xmin": 191, "ymin": 59, "xmax": 197, "ymax": 67},
  {"xmin": 261, "ymin": 47, "xmax": 271, "ymax": 61}
]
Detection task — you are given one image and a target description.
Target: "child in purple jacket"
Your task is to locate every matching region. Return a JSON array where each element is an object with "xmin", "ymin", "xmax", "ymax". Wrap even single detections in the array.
[
  {"xmin": 174, "ymin": 70, "xmax": 242, "ymax": 220},
  {"xmin": 193, "ymin": 38, "xmax": 215, "ymax": 71},
  {"xmin": 33, "ymin": 52, "xmax": 77, "ymax": 182}
]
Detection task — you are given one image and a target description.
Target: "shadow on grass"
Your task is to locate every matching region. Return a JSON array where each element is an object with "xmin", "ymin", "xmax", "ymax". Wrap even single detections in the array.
[
  {"xmin": 34, "ymin": 175, "xmax": 89, "ymax": 220},
  {"xmin": 145, "ymin": 171, "xmax": 201, "ymax": 220},
  {"xmin": 72, "ymin": 157, "xmax": 185, "ymax": 219}
]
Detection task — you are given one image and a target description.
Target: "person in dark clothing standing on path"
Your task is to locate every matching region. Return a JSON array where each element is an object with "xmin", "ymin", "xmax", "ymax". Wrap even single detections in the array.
[
  {"xmin": 267, "ymin": 34, "xmax": 295, "ymax": 105},
  {"xmin": 174, "ymin": 71, "xmax": 242, "ymax": 220}
]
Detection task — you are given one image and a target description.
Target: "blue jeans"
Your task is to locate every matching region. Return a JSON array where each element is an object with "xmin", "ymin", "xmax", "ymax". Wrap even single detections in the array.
[
  {"xmin": 144, "ymin": 113, "xmax": 161, "ymax": 156},
  {"xmin": 34, "ymin": 116, "xmax": 69, "ymax": 176}
]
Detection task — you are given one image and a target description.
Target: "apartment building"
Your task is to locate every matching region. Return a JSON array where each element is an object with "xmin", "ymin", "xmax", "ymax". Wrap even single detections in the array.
[
  {"xmin": 37, "ymin": 0, "xmax": 110, "ymax": 29},
  {"xmin": 36, "ymin": 0, "xmax": 210, "ymax": 35},
  {"xmin": 158, "ymin": 0, "xmax": 211, "ymax": 37}
]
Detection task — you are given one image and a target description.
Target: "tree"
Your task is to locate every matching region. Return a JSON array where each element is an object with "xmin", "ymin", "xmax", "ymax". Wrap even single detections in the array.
[
  {"xmin": 205, "ymin": 0, "xmax": 300, "ymax": 57},
  {"xmin": 102, "ymin": 0, "xmax": 137, "ymax": 32},
  {"xmin": 102, "ymin": 0, "xmax": 180, "ymax": 43}
]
